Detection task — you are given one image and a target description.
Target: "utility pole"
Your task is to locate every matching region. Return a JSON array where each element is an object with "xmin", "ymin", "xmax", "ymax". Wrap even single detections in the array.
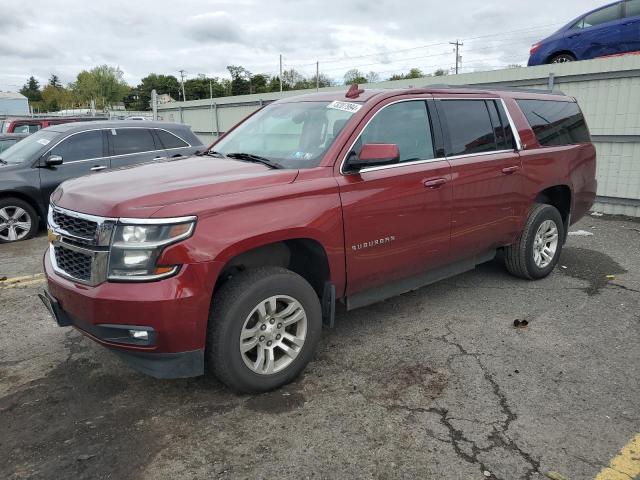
[
  {"xmin": 316, "ymin": 61, "xmax": 319, "ymax": 92},
  {"xmin": 179, "ymin": 69, "xmax": 187, "ymax": 101},
  {"xmin": 279, "ymin": 54, "xmax": 283, "ymax": 92},
  {"xmin": 450, "ymin": 40, "xmax": 463, "ymax": 74}
]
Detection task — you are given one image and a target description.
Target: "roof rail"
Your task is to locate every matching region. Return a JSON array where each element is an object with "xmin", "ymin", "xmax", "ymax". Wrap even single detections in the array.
[{"xmin": 423, "ymin": 83, "xmax": 567, "ymax": 96}]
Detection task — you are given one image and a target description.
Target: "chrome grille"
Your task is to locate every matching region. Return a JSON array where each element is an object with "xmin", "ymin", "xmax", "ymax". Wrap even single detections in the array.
[
  {"xmin": 52, "ymin": 209, "xmax": 97, "ymax": 240},
  {"xmin": 48, "ymin": 204, "xmax": 114, "ymax": 285},
  {"xmin": 54, "ymin": 246, "xmax": 92, "ymax": 281}
]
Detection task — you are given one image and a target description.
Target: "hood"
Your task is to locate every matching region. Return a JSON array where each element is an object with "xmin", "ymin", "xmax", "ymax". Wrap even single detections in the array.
[{"xmin": 52, "ymin": 156, "xmax": 299, "ymax": 218}]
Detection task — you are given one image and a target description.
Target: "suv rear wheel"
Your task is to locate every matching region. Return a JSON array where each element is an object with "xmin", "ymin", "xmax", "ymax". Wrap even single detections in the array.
[
  {"xmin": 504, "ymin": 203, "xmax": 564, "ymax": 280},
  {"xmin": 207, "ymin": 267, "xmax": 322, "ymax": 393},
  {"xmin": 0, "ymin": 198, "xmax": 38, "ymax": 243}
]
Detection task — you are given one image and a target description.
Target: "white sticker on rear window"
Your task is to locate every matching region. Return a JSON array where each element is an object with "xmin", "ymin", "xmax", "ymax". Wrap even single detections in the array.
[
  {"xmin": 327, "ymin": 100, "xmax": 362, "ymax": 114},
  {"xmin": 37, "ymin": 139, "xmax": 50, "ymax": 145}
]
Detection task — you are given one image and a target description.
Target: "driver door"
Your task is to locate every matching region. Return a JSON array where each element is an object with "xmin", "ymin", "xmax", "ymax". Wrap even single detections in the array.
[
  {"xmin": 39, "ymin": 130, "xmax": 110, "ymax": 205},
  {"xmin": 336, "ymin": 98, "xmax": 452, "ymax": 297}
]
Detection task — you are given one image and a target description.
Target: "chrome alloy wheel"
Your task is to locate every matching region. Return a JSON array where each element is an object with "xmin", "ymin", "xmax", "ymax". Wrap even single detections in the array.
[
  {"xmin": 239, "ymin": 295, "xmax": 307, "ymax": 375},
  {"xmin": 0, "ymin": 206, "xmax": 32, "ymax": 242},
  {"xmin": 533, "ymin": 219, "xmax": 559, "ymax": 268}
]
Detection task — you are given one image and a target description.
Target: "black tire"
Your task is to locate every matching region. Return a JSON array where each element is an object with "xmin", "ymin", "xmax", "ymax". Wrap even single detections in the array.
[
  {"xmin": 206, "ymin": 267, "xmax": 322, "ymax": 393},
  {"xmin": 504, "ymin": 203, "xmax": 565, "ymax": 280},
  {"xmin": 0, "ymin": 197, "xmax": 39, "ymax": 244},
  {"xmin": 549, "ymin": 53, "xmax": 576, "ymax": 64}
]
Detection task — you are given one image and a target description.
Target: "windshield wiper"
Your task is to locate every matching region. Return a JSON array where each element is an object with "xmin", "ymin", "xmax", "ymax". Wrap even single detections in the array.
[
  {"xmin": 0, "ymin": 158, "xmax": 7, "ymax": 165},
  {"xmin": 226, "ymin": 152, "xmax": 283, "ymax": 169},
  {"xmin": 201, "ymin": 149, "xmax": 225, "ymax": 158}
]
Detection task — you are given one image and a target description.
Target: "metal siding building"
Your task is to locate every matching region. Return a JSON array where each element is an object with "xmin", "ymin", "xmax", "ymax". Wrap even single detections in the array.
[
  {"xmin": 0, "ymin": 92, "xmax": 30, "ymax": 116},
  {"xmin": 158, "ymin": 55, "xmax": 640, "ymax": 216}
]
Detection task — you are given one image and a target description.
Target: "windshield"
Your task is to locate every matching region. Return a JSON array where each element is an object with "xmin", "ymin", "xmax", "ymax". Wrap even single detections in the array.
[
  {"xmin": 0, "ymin": 130, "xmax": 58, "ymax": 164},
  {"xmin": 213, "ymin": 101, "xmax": 357, "ymax": 169}
]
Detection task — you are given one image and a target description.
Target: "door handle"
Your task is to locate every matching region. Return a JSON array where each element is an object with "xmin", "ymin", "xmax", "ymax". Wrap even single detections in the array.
[
  {"xmin": 90, "ymin": 166, "xmax": 107, "ymax": 171},
  {"xmin": 153, "ymin": 156, "xmax": 167, "ymax": 160},
  {"xmin": 501, "ymin": 166, "xmax": 520, "ymax": 175},
  {"xmin": 424, "ymin": 178, "xmax": 448, "ymax": 188}
]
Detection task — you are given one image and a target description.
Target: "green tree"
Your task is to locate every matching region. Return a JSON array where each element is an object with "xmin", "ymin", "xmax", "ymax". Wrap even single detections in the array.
[
  {"xmin": 406, "ymin": 68, "xmax": 424, "ymax": 79},
  {"xmin": 344, "ymin": 69, "xmax": 368, "ymax": 85},
  {"xmin": 388, "ymin": 73, "xmax": 406, "ymax": 81},
  {"xmin": 20, "ymin": 76, "xmax": 43, "ymax": 103},
  {"xmin": 132, "ymin": 74, "xmax": 180, "ymax": 110},
  {"xmin": 184, "ymin": 75, "xmax": 227, "ymax": 100},
  {"xmin": 433, "ymin": 68, "xmax": 449, "ymax": 77},
  {"xmin": 250, "ymin": 74, "xmax": 270, "ymax": 94},
  {"xmin": 41, "ymin": 84, "xmax": 72, "ymax": 112},
  {"xmin": 48, "ymin": 74, "xmax": 62, "ymax": 88},
  {"xmin": 227, "ymin": 65, "xmax": 251, "ymax": 96},
  {"xmin": 71, "ymin": 65, "xmax": 130, "ymax": 109}
]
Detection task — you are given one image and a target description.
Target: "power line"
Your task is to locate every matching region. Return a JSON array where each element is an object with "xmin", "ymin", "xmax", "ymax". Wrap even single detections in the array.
[{"xmin": 285, "ymin": 23, "xmax": 559, "ymax": 69}]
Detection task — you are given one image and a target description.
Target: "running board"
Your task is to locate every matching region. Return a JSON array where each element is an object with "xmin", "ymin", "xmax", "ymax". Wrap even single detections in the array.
[{"xmin": 345, "ymin": 250, "xmax": 496, "ymax": 311}]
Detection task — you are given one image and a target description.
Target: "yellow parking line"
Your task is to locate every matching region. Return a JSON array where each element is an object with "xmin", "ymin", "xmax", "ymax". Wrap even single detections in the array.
[
  {"xmin": 0, "ymin": 273, "xmax": 45, "ymax": 288},
  {"xmin": 595, "ymin": 433, "xmax": 640, "ymax": 480}
]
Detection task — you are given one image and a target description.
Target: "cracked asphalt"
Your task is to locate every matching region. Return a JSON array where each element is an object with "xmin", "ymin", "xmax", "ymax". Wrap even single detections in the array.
[{"xmin": 1, "ymin": 214, "xmax": 639, "ymax": 480}]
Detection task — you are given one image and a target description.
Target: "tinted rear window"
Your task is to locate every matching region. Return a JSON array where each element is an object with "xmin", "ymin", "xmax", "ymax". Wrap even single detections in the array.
[
  {"xmin": 156, "ymin": 129, "xmax": 188, "ymax": 149},
  {"xmin": 438, "ymin": 100, "xmax": 498, "ymax": 156},
  {"xmin": 517, "ymin": 100, "xmax": 590, "ymax": 146},
  {"xmin": 111, "ymin": 128, "xmax": 156, "ymax": 155}
]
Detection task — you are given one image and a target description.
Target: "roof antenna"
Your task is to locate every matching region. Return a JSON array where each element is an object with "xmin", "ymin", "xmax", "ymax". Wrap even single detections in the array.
[{"xmin": 345, "ymin": 83, "xmax": 364, "ymax": 99}]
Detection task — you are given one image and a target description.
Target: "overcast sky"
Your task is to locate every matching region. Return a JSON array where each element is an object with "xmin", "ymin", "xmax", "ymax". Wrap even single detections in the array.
[{"xmin": 0, "ymin": 0, "xmax": 609, "ymax": 91}]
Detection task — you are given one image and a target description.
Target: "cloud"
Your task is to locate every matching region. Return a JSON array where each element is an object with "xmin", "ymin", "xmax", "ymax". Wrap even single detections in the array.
[
  {"xmin": 0, "ymin": 0, "xmax": 613, "ymax": 90},
  {"xmin": 183, "ymin": 12, "xmax": 245, "ymax": 44}
]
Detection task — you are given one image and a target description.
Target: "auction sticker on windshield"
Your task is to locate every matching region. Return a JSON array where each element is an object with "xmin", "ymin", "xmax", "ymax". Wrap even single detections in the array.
[
  {"xmin": 37, "ymin": 139, "xmax": 51, "ymax": 146},
  {"xmin": 327, "ymin": 101, "xmax": 362, "ymax": 114}
]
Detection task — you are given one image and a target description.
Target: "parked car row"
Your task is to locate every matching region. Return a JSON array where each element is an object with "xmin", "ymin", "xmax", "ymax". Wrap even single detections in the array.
[
  {"xmin": 0, "ymin": 121, "xmax": 203, "ymax": 243},
  {"xmin": 529, "ymin": 0, "xmax": 640, "ymax": 65}
]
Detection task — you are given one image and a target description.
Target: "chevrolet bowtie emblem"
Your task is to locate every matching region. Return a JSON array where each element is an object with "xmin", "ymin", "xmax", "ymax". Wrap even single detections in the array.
[{"xmin": 47, "ymin": 228, "xmax": 61, "ymax": 243}]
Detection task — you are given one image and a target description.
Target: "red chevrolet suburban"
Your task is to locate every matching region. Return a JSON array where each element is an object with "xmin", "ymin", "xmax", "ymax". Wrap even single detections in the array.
[{"xmin": 41, "ymin": 86, "xmax": 597, "ymax": 392}]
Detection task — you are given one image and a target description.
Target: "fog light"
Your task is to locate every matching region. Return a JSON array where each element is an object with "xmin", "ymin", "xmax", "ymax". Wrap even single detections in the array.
[{"xmin": 128, "ymin": 330, "xmax": 149, "ymax": 340}]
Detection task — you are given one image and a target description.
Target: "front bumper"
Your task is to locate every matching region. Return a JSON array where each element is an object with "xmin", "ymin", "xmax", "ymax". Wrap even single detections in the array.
[{"xmin": 43, "ymin": 248, "xmax": 222, "ymax": 378}]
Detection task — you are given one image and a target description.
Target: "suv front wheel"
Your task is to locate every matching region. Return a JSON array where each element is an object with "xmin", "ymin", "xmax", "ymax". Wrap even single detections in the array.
[
  {"xmin": 207, "ymin": 267, "xmax": 322, "ymax": 393},
  {"xmin": 504, "ymin": 203, "xmax": 565, "ymax": 280}
]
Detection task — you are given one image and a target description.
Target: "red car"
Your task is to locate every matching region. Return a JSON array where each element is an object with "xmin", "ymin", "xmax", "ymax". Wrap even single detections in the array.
[
  {"xmin": 1, "ymin": 116, "xmax": 107, "ymax": 134},
  {"xmin": 41, "ymin": 86, "xmax": 597, "ymax": 392}
]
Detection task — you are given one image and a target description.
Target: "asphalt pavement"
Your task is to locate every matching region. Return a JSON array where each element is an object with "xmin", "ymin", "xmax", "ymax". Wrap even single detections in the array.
[{"xmin": 0, "ymin": 214, "xmax": 638, "ymax": 480}]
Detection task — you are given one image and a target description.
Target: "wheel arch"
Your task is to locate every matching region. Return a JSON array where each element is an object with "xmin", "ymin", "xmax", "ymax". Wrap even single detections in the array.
[
  {"xmin": 213, "ymin": 236, "xmax": 333, "ymax": 300},
  {"xmin": 545, "ymin": 50, "xmax": 576, "ymax": 64},
  {"xmin": 534, "ymin": 184, "xmax": 572, "ymax": 231},
  {"xmin": 0, "ymin": 190, "xmax": 45, "ymax": 224}
]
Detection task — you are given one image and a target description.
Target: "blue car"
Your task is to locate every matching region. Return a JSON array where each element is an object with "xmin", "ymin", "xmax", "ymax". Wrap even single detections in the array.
[{"xmin": 528, "ymin": 0, "xmax": 640, "ymax": 65}]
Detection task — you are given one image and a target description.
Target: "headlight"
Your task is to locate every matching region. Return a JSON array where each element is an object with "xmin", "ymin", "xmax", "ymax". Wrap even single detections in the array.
[{"xmin": 107, "ymin": 217, "xmax": 196, "ymax": 281}]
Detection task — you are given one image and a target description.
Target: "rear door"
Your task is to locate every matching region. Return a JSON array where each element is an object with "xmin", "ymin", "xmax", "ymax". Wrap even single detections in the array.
[
  {"xmin": 337, "ymin": 97, "xmax": 452, "ymax": 295},
  {"xmin": 435, "ymin": 96, "xmax": 524, "ymax": 260},
  {"xmin": 565, "ymin": 2, "xmax": 624, "ymax": 58},
  {"xmin": 38, "ymin": 129, "xmax": 110, "ymax": 204},
  {"xmin": 108, "ymin": 128, "xmax": 166, "ymax": 169},
  {"xmin": 622, "ymin": 0, "xmax": 640, "ymax": 52}
]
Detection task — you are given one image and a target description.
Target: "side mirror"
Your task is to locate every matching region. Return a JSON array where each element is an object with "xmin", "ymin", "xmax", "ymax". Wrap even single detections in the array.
[
  {"xmin": 45, "ymin": 155, "xmax": 63, "ymax": 166},
  {"xmin": 347, "ymin": 143, "xmax": 400, "ymax": 171}
]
